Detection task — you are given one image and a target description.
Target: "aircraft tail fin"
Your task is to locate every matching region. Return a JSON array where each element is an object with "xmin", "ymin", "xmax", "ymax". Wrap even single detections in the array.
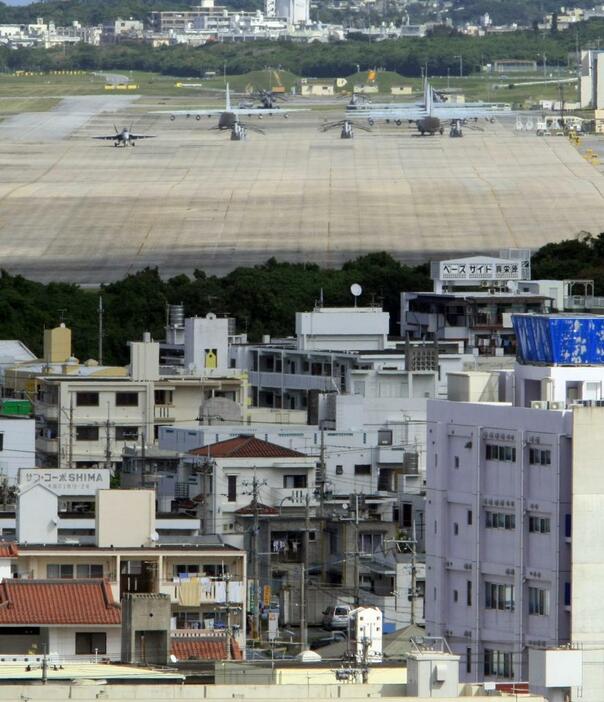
[
  {"xmin": 226, "ymin": 83, "xmax": 231, "ymax": 112},
  {"xmin": 425, "ymin": 79, "xmax": 433, "ymax": 115}
]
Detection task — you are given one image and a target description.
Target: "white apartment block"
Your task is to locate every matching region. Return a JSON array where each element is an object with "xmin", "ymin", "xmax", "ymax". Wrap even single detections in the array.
[
  {"xmin": 2, "ymin": 322, "xmax": 246, "ymax": 471},
  {"xmin": 427, "ymin": 313, "xmax": 604, "ymax": 701}
]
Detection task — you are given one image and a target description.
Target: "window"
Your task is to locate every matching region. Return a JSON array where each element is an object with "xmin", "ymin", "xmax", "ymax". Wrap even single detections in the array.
[
  {"xmin": 453, "ymin": 589, "xmax": 458, "ymax": 603},
  {"xmin": 454, "ymin": 456, "xmax": 460, "ymax": 469},
  {"xmin": 466, "ymin": 647, "xmax": 472, "ymax": 674},
  {"xmin": 466, "ymin": 580, "xmax": 472, "ymax": 606},
  {"xmin": 485, "ymin": 582, "xmax": 515, "ymax": 611},
  {"xmin": 335, "ymin": 465, "xmax": 343, "ymax": 475},
  {"xmin": 227, "ymin": 475, "xmax": 237, "ymax": 503},
  {"xmin": 378, "ymin": 429, "xmax": 392, "ymax": 446},
  {"xmin": 401, "ymin": 503, "xmax": 413, "ymax": 528},
  {"xmin": 76, "ymin": 392, "xmax": 99, "ymax": 407},
  {"xmin": 484, "ymin": 649, "xmax": 514, "ymax": 678},
  {"xmin": 485, "ymin": 444, "xmax": 516, "ymax": 462},
  {"xmin": 115, "ymin": 392, "xmax": 138, "ymax": 407},
  {"xmin": 283, "ymin": 475, "xmax": 307, "ymax": 488},
  {"xmin": 0, "ymin": 434, "xmax": 4, "ymax": 451},
  {"xmin": 115, "ymin": 426, "xmax": 139, "ymax": 441},
  {"xmin": 564, "ymin": 582, "xmax": 571, "ymax": 607},
  {"xmin": 155, "ymin": 389, "xmax": 173, "ymax": 405},
  {"xmin": 485, "ymin": 511, "xmax": 516, "ymax": 530},
  {"xmin": 453, "ymin": 522, "xmax": 459, "ymax": 535},
  {"xmin": 354, "ymin": 464, "xmax": 371, "ymax": 476},
  {"xmin": 75, "ymin": 426, "xmax": 99, "ymax": 441},
  {"xmin": 529, "ymin": 448, "xmax": 551, "ymax": 465},
  {"xmin": 358, "ymin": 532, "xmax": 384, "ymax": 554},
  {"xmin": 174, "ymin": 564, "xmax": 200, "ymax": 576},
  {"xmin": 467, "ymin": 510, "xmax": 473, "ymax": 526},
  {"xmin": 529, "ymin": 587, "xmax": 550, "ymax": 615},
  {"xmin": 529, "ymin": 516, "xmax": 551, "ymax": 534},
  {"xmin": 76, "ymin": 564, "xmax": 103, "ymax": 579},
  {"xmin": 565, "ymin": 514, "xmax": 572, "ymax": 539},
  {"xmin": 75, "ymin": 632, "xmax": 106, "ymax": 655},
  {"xmin": 47, "ymin": 564, "xmax": 74, "ymax": 579}
]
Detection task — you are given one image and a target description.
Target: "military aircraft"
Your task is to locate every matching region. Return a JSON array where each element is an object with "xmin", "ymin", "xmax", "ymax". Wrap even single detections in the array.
[
  {"xmin": 92, "ymin": 125, "xmax": 156, "ymax": 147},
  {"xmin": 149, "ymin": 84, "xmax": 307, "ymax": 131},
  {"xmin": 359, "ymin": 81, "xmax": 511, "ymax": 136},
  {"xmin": 320, "ymin": 119, "xmax": 371, "ymax": 140}
]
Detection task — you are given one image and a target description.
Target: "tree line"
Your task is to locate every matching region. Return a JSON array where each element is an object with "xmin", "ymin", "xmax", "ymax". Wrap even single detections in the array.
[
  {"xmin": 2, "ymin": 17, "xmax": 604, "ymax": 78},
  {"xmin": 1, "ymin": 234, "xmax": 603, "ymax": 366}
]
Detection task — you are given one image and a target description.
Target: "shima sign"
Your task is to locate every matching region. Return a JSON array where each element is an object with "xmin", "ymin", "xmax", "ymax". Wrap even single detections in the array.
[{"xmin": 18, "ymin": 468, "xmax": 110, "ymax": 495}]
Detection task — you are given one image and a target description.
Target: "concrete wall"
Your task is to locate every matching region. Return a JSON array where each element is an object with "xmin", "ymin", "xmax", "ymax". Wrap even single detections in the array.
[
  {"xmin": 48, "ymin": 626, "xmax": 121, "ymax": 661},
  {"xmin": 0, "ymin": 683, "xmax": 547, "ymax": 702},
  {"xmin": 184, "ymin": 316, "xmax": 229, "ymax": 373},
  {"xmin": 571, "ymin": 406, "xmax": 604, "ymax": 702},
  {"xmin": 295, "ymin": 308, "xmax": 389, "ymax": 352},
  {"xmin": 96, "ymin": 489, "xmax": 155, "ymax": 547},
  {"xmin": 0, "ymin": 417, "xmax": 35, "ymax": 481},
  {"xmin": 17, "ymin": 484, "xmax": 58, "ymax": 544}
]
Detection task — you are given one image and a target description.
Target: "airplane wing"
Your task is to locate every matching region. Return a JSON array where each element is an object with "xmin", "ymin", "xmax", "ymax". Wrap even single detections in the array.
[
  {"xmin": 92, "ymin": 135, "xmax": 121, "ymax": 140},
  {"xmin": 148, "ymin": 109, "xmax": 225, "ymax": 116},
  {"xmin": 149, "ymin": 108, "xmax": 308, "ymax": 117},
  {"xmin": 130, "ymin": 134, "xmax": 156, "ymax": 140}
]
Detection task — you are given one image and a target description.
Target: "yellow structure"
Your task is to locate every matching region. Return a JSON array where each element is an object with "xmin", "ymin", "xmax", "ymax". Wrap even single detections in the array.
[{"xmin": 43, "ymin": 323, "xmax": 72, "ymax": 364}]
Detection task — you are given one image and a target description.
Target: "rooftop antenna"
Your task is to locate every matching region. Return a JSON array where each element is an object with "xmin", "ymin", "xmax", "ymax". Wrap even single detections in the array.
[
  {"xmin": 350, "ymin": 283, "xmax": 362, "ymax": 308},
  {"xmin": 319, "ymin": 288, "xmax": 324, "ymax": 307}
]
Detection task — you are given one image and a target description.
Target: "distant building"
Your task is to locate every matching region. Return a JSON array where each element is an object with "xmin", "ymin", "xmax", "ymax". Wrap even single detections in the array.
[{"xmin": 492, "ymin": 59, "xmax": 537, "ymax": 73}]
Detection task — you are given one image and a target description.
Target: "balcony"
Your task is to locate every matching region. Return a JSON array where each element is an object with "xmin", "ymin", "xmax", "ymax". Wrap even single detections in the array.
[
  {"xmin": 248, "ymin": 370, "xmax": 335, "ymax": 392},
  {"xmin": 160, "ymin": 579, "xmax": 245, "ymax": 605},
  {"xmin": 154, "ymin": 404, "xmax": 174, "ymax": 421},
  {"xmin": 376, "ymin": 446, "xmax": 404, "ymax": 465},
  {"xmin": 564, "ymin": 295, "xmax": 604, "ymax": 311},
  {"xmin": 271, "ymin": 487, "xmax": 317, "ymax": 509},
  {"xmin": 36, "ymin": 437, "xmax": 58, "ymax": 454}
]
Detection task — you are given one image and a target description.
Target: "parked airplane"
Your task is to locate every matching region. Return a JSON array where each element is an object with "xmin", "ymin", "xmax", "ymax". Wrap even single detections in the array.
[
  {"xmin": 92, "ymin": 125, "xmax": 156, "ymax": 147},
  {"xmin": 358, "ymin": 81, "xmax": 511, "ymax": 136},
  {"xmin": 150, "ymin": 84, "xmax": 307, "ymax": 131}
]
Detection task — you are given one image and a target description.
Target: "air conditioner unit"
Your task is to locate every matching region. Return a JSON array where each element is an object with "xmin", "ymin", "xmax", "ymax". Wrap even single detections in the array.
[
  {"xmin": 549, "ymin": 401, "xmax": 565, "ymax": 410},
  {"xmin": 531, "ymin": 401, "xmax": 548, "ymax": 409}
]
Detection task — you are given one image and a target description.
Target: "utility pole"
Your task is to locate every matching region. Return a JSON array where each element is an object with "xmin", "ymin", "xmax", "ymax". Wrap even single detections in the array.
[
  {"xmin": 317, "ymin": 429, "xmax": 327, "ymax": 583},
  {"xmin": 354, "ymin": 493, "xmax": 360, "ymax": 607},
  {"xmin": 104, "ymin": 403, "xmax": 112, "ymax": 472},
  {"xmin": 299, "ymin": 564, "xmax": 306, "ymax": 652},
  {"xmin": 300, "ymin": 490, "xmax": 311, "ymax": 650},
  {"xmin": 140, "ymin": 428, "xmax": 146, "ymax": 488},
  {"xmin": 243, "ymin": 472, "xmax": 267, "ymax": 641},
  {"xmin": 98, "ymin": 296, "xmax": 103, "ymax": 365},
  {"xmin": 68, "ymin": 393, "xmax": 74, "ymax": 470}
]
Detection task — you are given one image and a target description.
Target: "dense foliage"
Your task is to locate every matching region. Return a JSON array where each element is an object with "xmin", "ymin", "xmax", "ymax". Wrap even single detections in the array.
[
  {"xmin": 0, "ymin": 254, "xmax": 430, "ymax": 365},
  {"xmin": 1, "ymin": 17, "xmax": 604, "ymax": 78},
  {"xmin": 3, "ymin": 232, "xmax": 604, "ymax": 365}
]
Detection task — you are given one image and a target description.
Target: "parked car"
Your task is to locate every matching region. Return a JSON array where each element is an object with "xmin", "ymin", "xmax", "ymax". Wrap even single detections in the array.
[{"xmin": 322, "ymin": 605, "xmax": 352, "ymax": 630}]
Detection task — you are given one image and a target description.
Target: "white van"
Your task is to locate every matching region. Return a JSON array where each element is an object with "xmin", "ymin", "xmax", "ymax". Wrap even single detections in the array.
[{"xmin": 322, "ymin": 605, "xmax": 352, "ymax": 630}]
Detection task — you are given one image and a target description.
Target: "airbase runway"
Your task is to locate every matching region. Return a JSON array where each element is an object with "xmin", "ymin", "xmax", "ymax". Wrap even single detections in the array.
[{"xmin": 1, "ymin": 94, "xmax": 604, "ymax": 282}]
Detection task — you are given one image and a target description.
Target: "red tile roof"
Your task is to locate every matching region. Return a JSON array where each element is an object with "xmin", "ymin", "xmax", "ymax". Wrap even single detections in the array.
[
  {"xmin": 171, "ymin": 635, "xmax": 242, "ymax": 661},
  {"xmin": 0, "ymin": 544, "xmax": 18, "ymax": 558},
  {"xmin": 189, "ymin": 435, "xmax": 305, "ymax": 459},
  {"xmin": 0, "ymin": 579, "xmax": 121, "ymax": 625}
]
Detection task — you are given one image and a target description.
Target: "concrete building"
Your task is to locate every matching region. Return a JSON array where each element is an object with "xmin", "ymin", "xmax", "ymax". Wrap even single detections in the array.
[
  {"xmin": 0, "ymin": 415, "xmax": 35, "ymax": 482},
  {"xmin": 401, "ymin": 253, "xmax": 556, "ymax": 357},
  {"xmin": 426, "ymin": 313, "xmax": 604, "ymax": 701},
  {"xmin": 4, "ymin": 486, "xmax": 247, "ymax": 649},
  {"xmin": 2, "ymin": 324, "xmax": 246, "ymax": 470}
]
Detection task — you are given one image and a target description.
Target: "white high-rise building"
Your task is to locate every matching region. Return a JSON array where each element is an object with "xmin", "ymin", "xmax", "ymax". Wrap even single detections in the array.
[{"xmin": 426, "ymin": 313, "xmax": 604, "ymax": 701}]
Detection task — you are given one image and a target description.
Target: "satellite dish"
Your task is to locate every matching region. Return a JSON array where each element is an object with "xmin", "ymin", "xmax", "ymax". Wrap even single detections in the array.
[{"xmin": 350, "ymin": 283, "xmax": 362, "ymax": 307}]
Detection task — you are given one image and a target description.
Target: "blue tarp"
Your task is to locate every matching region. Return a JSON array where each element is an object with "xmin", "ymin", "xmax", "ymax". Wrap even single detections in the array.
[{"xmin": 513, "ymin": 315, "xmax": 604, "ymax": 365}]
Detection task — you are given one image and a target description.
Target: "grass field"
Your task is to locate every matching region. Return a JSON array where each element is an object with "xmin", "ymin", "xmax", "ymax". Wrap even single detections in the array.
[{"xmin": 0, "ymin": 67, "xmax": 584, "ymax": 114}]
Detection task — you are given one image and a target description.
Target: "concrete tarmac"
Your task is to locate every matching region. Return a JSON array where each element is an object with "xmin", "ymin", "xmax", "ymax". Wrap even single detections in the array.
[{"xmin": 1, "ymin": 96, "xmax": 604, "ymax": 282}]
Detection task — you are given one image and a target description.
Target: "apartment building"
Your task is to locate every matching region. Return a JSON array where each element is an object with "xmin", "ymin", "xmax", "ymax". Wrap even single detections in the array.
[
  {"xmin": 4, "ymin": 486, "xmax": 247, "ymax": 651},
  {"xmin": 426, "ymin": 313, "xmax": 604, "ymax": 701},
  {"xmin": 2, "ymin": 322, "xmax": 246, "ymax": 470}
]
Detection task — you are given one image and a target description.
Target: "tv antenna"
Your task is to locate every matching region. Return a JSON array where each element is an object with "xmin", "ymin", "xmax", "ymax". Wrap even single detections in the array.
[{"xmin": 350, "ymin": 283, "xmax": 362, "ymax": 307}]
